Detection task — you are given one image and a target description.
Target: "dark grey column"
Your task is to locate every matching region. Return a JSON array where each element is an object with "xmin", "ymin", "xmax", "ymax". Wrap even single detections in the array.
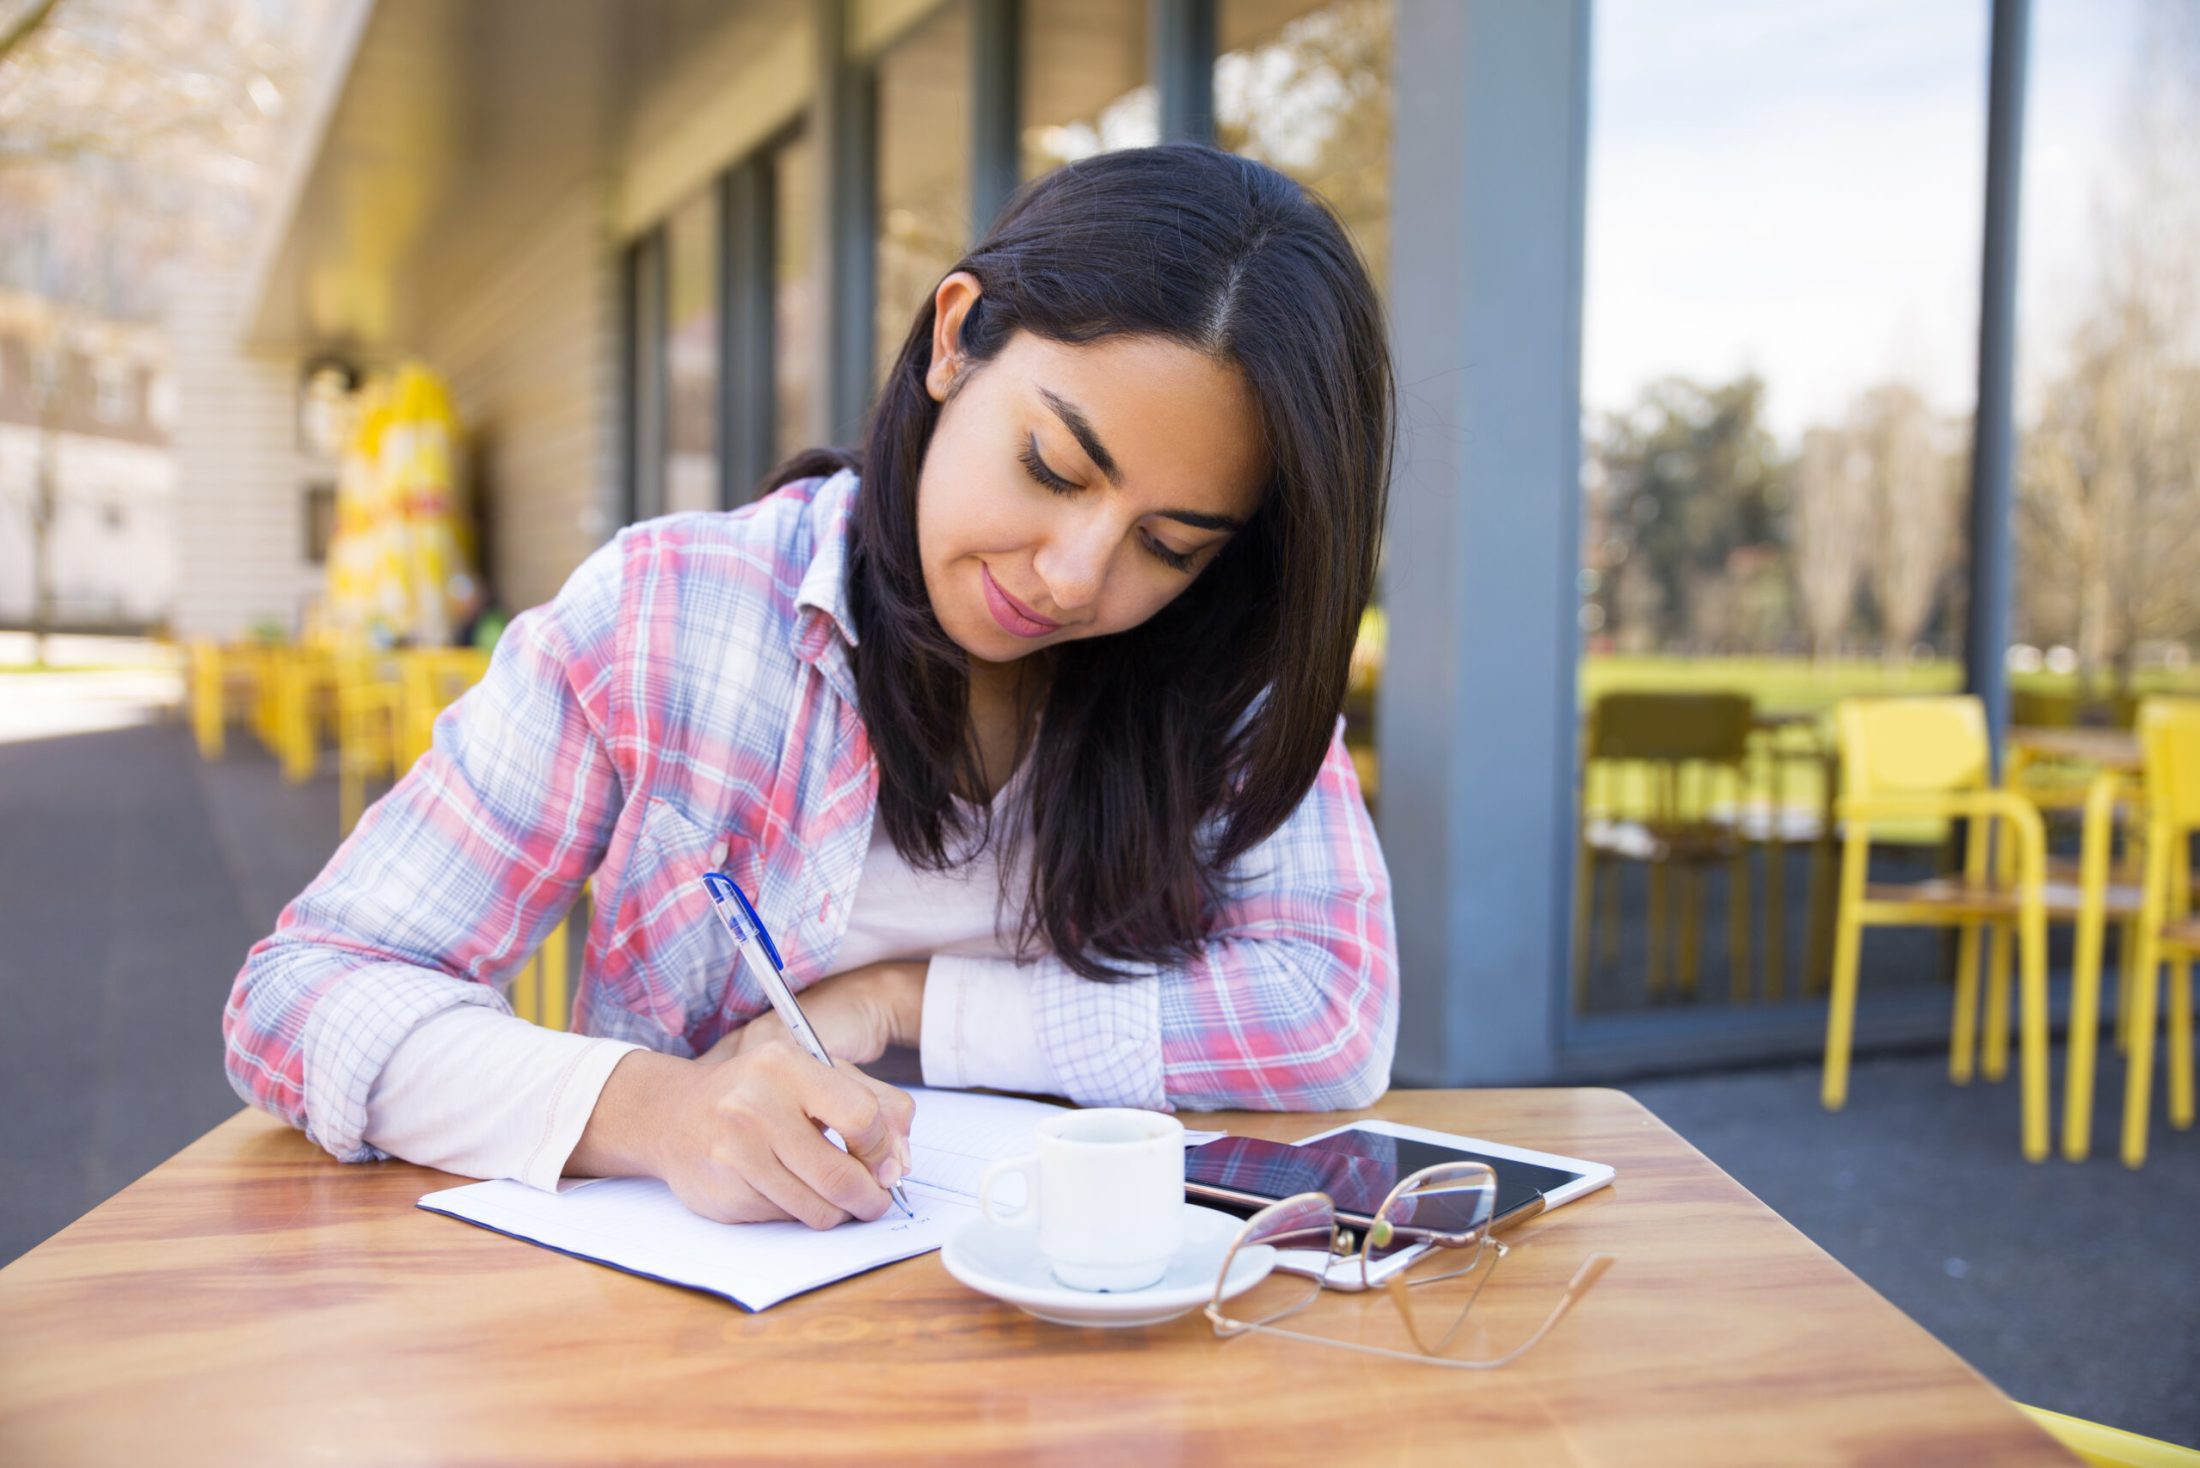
[
  {"xmin": 971, "ymin": 0, "xmax": 1021, "ymax": 238},
  {"xmin": 1377, "ymin": 0, "xmax": 1592, "ymax": 1085},
  {"xmin": 1150, "ymin": 0, "xmax": 1215, "ymax": 144},
  {"xmin": 721, "ymin": 155, "xmax": 778, "ymax": 507},
  {"xmin": 1963, "ymin": 0, "xmax": 2032, "ymax": 769},
  {"xmin": 814, "ymin": 0, "xmax": 877, "ymax": 446},
  {"xmin": 624, "ymin": 230, "xmax": 668, "ymax": 525}
]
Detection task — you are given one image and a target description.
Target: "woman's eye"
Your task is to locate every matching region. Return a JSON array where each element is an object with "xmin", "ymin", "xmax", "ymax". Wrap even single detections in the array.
[
  {"xmin": 1143, "ymin": 533, "xmax": 1195, "ymax": 573},
  {"xmin": 1018, "ymin": 435, "xmax": 1078, "ymax": 496},
  {"xmin": 1019, "ymin": 433, "xmax": 1198, "ymax": 573}
]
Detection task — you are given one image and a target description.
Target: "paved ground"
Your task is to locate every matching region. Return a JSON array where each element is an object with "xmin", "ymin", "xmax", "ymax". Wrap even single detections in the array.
[{"xmin": 1, "ymin": 684, "xmax": 2193, "ymax": 1447}]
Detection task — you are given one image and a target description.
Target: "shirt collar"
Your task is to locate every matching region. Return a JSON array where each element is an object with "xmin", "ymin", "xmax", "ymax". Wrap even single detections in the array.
[{"xmin": 792, "ymin": 468, "xmax": 862, "ymax": 657}]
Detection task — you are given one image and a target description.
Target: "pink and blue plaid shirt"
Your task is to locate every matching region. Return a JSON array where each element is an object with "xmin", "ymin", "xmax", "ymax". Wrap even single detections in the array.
[{"xmin": 223, "ymin": 471, "xmax": 1399, "ymax": 1163}]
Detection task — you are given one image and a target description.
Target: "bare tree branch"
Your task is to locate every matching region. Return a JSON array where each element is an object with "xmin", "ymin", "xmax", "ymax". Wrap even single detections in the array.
[{"xmin": 0, "ymin": 0, "xmax": 63, "ymax": 69}]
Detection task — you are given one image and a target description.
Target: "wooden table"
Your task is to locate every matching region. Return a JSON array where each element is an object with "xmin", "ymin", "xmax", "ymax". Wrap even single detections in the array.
[
  {"xmin": 2008, "ymin": 725, "xmax": 2143, "ymax": 773},
  {"xmin": 0, "ymin": 1090, "xmax": 2074, "ymax": 1466}
]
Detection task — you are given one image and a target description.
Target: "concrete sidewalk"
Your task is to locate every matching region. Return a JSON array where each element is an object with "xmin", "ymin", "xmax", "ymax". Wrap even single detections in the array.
[{"xmin": 1, "ymin": 712, "xmax": 2193, "ymax": 1447}]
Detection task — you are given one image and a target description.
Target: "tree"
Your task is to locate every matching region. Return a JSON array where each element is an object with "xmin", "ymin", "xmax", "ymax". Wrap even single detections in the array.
[
  {"xmin": 0, "ymin": 0, "xmax": 321, "ymax": 657},
  {"xmin": 1588, "ymin": 375, "xmax": 1785, "ymax": 653},
  {"xmin": 1791, "ymin": 425, "xmax": 1870, "ymax": 660},
  {"xmin": 1855, "ymin": 383, "xmax": 1964, "ymax": 664},
  {"xmin": 2015, "ymin": 0, "xmax": 2200, "ymax": 687}
]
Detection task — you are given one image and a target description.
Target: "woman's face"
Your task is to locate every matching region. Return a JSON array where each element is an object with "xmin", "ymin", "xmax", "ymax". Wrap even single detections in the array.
[{"xmin": 915, "ymin": 272, "xmax": 1269, "ymax": 670}]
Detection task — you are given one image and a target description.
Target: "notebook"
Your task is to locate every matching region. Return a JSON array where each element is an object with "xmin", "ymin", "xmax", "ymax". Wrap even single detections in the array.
[{"xmin": 417, "ymin": 1088, "xmax": 1220, "ymax": 1311}]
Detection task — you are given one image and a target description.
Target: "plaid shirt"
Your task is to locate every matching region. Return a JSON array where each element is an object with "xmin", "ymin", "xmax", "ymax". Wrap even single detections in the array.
[{"xmin": 223, "ymin": 471, "xmax": 1398, "ymax": 1163}]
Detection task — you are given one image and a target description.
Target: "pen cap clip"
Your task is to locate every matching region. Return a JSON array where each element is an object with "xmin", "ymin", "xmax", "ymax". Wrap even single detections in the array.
[{"xmin": 701, "ymin": 870, "xmax": 785, "ymax": 971}]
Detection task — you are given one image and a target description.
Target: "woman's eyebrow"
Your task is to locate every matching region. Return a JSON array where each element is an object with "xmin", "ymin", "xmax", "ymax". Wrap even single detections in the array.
[{"xmin": 1037, "ymin": 385, "xmax": 1246, "ymax": 534}]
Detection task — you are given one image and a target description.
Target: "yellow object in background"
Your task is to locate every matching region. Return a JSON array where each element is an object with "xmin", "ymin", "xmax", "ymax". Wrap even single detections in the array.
[
  {"xmin": 1820, "ymin": 697, "xmax": 2054, "ymax": 1160},
  {"xmin": 326, "ymin": 364, "xmax": 480, "ymax": 648}
]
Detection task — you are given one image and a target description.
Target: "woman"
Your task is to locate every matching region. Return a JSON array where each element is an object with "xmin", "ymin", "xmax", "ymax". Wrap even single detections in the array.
[{"xmin": 224, "ymin": 143, "xmax": 1397, "ymax": 1235}]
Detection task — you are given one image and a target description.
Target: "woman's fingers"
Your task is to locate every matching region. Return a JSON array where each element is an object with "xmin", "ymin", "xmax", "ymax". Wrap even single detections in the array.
[
  {"xmin": 807, "ymin": 1059, "xmax": 917, "ymax": 1188},
  {"xmin": 739, "ymin": 1142, "xmax": 856, "ymax": 1231}
]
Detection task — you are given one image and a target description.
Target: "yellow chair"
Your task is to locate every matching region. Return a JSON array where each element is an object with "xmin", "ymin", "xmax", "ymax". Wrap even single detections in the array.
[
  {"xmin": 333, "ymin": 649, "xmax": 402, "ymax": 835},
  {"xmin": 397, "ymin": 648, "xmax": 493, "ymax": 770},
  {"xmin": 1575, "ymin": 692, "xmax": 1756, "ymax": 1006},
  {"xmin": 186, "ymin": 638, "xmax": 229, "ymax": 759},
  {"xmin": 2116, "ymin": 698, "xmax": 2200, "ymax": 1168},
  {"xmin": 263, "ymin": 645, "xmax": 336, "ymax": 784},
  {"xmin": 1719, "ymin": 714, "xmax": 1837, "ymax": 1002},
  {"xmin": 508, "ymin": 887, "xmax": 586, "ymax": 1033},
  {"xmin": 2020, "ymin": 1404, "xmax": 2200, "ymax": 1468},
  {"xmin": 1821, "ymin": 697, "xmax": 2054, "ymax": 1160}
]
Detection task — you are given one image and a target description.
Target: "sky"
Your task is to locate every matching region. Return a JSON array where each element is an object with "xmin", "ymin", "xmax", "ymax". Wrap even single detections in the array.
[{"xmin": 1582, "ymin": 0, "xmax": 2153, "ymax": 444}]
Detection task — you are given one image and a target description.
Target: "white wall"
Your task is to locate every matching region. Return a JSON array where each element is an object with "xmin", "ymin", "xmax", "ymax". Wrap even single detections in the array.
[
  {"xmin": 422, "ymin": 181, "xmax": 621, "ymax": 613},
  {"xmin": 0, "ymin": 428, "xmax": 177, "ymax": 626},
  {"xmin": 168, "ymin": 279, "xmax": 324, "ymax": 638}
]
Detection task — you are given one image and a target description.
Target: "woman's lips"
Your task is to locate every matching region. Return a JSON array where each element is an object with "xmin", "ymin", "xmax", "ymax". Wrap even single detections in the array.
[{"xmin": 981, "ymin": 564, "xmax": 1061, "ymax": 638}]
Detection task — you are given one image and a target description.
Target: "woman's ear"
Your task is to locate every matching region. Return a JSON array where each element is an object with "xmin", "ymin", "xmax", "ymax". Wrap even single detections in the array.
[{"xmin": 926, "ymin": 271, "xmax": 984, "ymax": 403}]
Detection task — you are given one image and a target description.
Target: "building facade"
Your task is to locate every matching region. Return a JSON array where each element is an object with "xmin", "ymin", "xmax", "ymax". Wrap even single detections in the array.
[
  {"xmin": 188, "ymin": 0, "xmax": 2039, "ymax": 1086},
  {"xmin": 0, "ymin": 291, "xmax": 177, "ymax": 631}
]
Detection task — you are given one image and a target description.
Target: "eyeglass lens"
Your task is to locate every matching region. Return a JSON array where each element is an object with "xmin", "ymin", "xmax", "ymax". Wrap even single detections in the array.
[{"xmin": 1366, "ymin": 1164, "xmax": 1500, "ymax": 1356}]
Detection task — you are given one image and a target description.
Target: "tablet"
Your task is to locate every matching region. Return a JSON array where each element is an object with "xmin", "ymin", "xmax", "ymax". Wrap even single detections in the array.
[
  {"xmin": 1183, "ymin": 1120, "xmax": 1615, "ymax": 1289},
  {"xmin": 1302, "ymin": 1119, "xmax": 1612, "ymax": 1220}
]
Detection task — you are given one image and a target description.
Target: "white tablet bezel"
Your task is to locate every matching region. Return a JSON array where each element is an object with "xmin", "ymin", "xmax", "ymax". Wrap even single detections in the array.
[{"xmin": 1290, "ymin": 1118, "xmax": 1617, "ymax": 1213}]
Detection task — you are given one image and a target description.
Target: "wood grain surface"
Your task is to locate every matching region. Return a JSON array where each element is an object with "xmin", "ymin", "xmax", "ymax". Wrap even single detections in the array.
[{"xmin": 0, "ymin": 1089, "xmax": 2073, "ymax": 1467}]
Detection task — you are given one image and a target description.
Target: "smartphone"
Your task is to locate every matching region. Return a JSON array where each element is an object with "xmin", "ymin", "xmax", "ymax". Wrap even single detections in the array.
[{"xmin": 1184, "ymin": 1128, "xmax": 1586, "ymax": 1236}]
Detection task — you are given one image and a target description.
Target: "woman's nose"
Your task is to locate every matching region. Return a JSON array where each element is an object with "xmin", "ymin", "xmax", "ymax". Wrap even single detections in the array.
[{"xmin": 1031, "ymin": 515, "xmax": 1116, "ymax": 614}]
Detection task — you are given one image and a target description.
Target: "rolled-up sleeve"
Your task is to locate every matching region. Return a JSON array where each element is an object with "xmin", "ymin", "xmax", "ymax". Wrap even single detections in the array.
[
  {"xmin": 221, "ymin": 536, "xmax": 631, "ymax": 1162},
  {"xmin": 1013, "ymin": 720, "xmax": 1398, "ymax": 1112}
]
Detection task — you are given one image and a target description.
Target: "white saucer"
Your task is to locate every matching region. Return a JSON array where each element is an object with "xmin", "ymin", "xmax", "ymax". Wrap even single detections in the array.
[{"xmin": 941, "ymin": 1202, "xmax": 1273, "ymax": 1328}]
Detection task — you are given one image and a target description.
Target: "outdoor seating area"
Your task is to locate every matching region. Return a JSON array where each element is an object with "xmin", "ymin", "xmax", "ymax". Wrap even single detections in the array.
[
  {"xmin": 6, "ymin": 0, "xmax": 2197, "ymax": 1459},
  {"xmin": 1572, "ymin": 680, "xmax": 2198, "ymax": 1173}
]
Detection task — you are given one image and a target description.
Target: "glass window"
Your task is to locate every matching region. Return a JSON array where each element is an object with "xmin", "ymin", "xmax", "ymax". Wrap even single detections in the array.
[
  {"xmin": 876, "ymin": 0, "xmax": 973, "ymax": 383},
  {"xmin": 775, "ymin": 128, "xmax": 818, "ymax": 465},
  {"xmin": 663, "ymin": 188, "xmax": 721, "ymax": 515},
  {"xmin": 2013, "ymin": 0, "xmax": 2200, "ymax": 707},
  {"xmin": 1216, "ymin": 0, "xmax": 1393, "ymax": 295},
  {"xmin": 1022, "ymin": 0, "xmax": 1155, "ymax": 179},
  {"xmin": 1573, "ymin": 1, "xmax": 1991, "ymax": 1018}
]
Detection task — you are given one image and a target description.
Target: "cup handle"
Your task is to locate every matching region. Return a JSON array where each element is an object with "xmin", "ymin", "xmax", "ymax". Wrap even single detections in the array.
[{"xmin": 977, "ymin": 1154, "xmax": 1040, "ymax": 1229}]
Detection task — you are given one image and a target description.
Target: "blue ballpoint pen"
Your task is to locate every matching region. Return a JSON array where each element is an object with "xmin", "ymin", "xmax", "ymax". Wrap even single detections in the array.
[{"xmin": 701, "ymin": 871, "xmax": 915, "ymax": 1218}]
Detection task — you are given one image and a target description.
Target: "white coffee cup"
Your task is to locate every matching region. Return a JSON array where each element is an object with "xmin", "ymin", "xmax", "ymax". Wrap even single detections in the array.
[{"xmin": 977, "ymin": 1108, "xmax": 1186, "ymax": 1292}]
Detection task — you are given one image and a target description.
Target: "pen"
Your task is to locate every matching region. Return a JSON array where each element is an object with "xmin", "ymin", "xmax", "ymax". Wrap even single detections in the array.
[{"xmin": 701, "ymin": 870, "xmax": 915, "ymax": 1219}]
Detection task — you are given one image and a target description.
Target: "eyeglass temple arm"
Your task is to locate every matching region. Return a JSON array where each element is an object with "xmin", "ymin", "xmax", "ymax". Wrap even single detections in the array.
[{"xmin": 1470, "ymin": 1252, "xmax": 1616, "ymax": 1369}]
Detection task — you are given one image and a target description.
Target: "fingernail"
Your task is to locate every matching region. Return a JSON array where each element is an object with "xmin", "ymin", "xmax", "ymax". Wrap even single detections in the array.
[{"xmin": 878, "ymin": 1157, "xmax": 905, "ymax": 1188}]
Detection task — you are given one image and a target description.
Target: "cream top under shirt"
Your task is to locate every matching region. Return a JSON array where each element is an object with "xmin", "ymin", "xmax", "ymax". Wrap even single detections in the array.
[{"xmin": 363, "ymin": 765, "xmax": 1057, "ymax": 1191}]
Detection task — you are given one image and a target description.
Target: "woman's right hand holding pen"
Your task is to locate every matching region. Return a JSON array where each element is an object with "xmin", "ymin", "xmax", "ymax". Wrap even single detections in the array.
[{"xmin": 568, "ymin": 1044, "xmax": 916, "ymax": 1230}]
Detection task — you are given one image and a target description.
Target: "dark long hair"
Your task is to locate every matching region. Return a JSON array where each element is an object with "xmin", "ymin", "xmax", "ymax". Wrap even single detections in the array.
[{"xmin": 777, "ymin": 144, "xmax": 1392, "ymax": 981}]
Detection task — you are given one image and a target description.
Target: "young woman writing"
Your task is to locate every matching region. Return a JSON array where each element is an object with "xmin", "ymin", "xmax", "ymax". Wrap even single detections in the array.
[{"xmin": 224, "ymin": 143, "xmax": 1398, "ymax": 1235}]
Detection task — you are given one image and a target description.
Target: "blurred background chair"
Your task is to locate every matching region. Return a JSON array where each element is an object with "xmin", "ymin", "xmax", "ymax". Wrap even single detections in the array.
[
  {"xmin": 397, "ymin": 647, "xmax": 492, "ymax": 770},
  {"xmin": 2116, "ymin": 698, "xmax": 2200, "ymax": 1168},
  {"xmin": 506, "ymin": 888, "xmax": 586, "ymax": 1034},
  {"xmin": 334, "ymin": 648, "xmax": 401, "ymax": 834},
  {"xmin": 1821, "ymin": 696, "xmax": 2053, "ymax": 1159},
  {"xmin": 1575, "ymin": 691, "xmax": 1756, "ymax": 1006},
  {"xmin": 1715, "ymin": 711, "xmax": 1837, "ymax": 1001}
]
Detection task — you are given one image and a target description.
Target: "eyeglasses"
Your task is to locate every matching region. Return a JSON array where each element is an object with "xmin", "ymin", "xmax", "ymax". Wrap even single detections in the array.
[{"xmin": 1204, "ymin": 1161, "xmax": 1613, "ymax": 1369}]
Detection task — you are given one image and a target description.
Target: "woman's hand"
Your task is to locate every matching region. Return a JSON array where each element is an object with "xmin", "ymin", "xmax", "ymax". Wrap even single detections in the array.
[
  {"xmin": 569, "ymin": 1046, "xmax": 917, "ymax": 1229},
  {"xmin": 702, "ymin": 960, "xmax": 928, "ymax": 1067}
]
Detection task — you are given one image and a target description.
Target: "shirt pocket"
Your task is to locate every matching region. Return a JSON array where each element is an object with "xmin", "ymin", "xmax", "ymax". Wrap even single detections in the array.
[{"xmin": 601, "ymin": 796, "xmax": 748, "ymax": 1038}]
